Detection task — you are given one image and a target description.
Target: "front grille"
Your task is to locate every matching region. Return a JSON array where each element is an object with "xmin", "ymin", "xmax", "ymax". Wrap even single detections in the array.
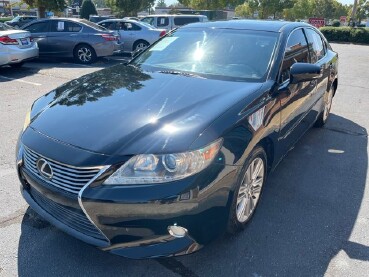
[
  {"xmin": 23, "ymin": 146, "xmax": 101, "ymax": 195},
  {"xmin": 30, "ymin": 187, "xmax": 108, "ymax": 242}
]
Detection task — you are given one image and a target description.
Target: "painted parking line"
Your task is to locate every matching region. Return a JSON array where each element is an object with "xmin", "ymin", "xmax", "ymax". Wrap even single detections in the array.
[{"xmin": 0, "ymin": 75, "xmax": 42, "ymax": 86}]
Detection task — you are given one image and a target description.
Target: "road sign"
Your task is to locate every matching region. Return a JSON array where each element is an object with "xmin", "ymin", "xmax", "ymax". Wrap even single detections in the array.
[{"xmin": 309, "ymin": 18, "xmax": 325, "ymax": 28}]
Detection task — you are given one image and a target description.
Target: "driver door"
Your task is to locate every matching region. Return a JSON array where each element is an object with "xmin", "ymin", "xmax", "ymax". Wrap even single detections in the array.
[{"xmin": 277, "ymin": 28, "xmax": 318, "ymax": 155}]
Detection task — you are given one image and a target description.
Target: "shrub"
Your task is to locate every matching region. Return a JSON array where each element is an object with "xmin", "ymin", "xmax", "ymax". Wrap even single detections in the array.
[
  {"xmin": 80, "ymin": 0, "xmax": 97, "ymax": 20},
  {"xmin": 320, "ymin": 27, "xmax": 369, "ymax": 44},
  {"xmin": 0, "ymin": 17, "xmax": 12, "ymax": 23}
]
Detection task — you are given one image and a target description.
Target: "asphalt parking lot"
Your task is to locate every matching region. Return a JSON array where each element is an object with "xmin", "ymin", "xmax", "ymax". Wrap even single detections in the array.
[{"xmin": 0, "ymin": 44, "xmax": 368, "ymax": 277}]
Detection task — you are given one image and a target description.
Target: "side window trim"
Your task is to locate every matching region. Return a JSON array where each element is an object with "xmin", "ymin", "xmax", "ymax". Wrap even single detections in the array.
[
  {"xmin": 278, "ymin": 27, "xmax": 309, "ymax": 85},
  {"xmin": 304, "ymin": 27, "xmax": 327, "ymax": 64}
]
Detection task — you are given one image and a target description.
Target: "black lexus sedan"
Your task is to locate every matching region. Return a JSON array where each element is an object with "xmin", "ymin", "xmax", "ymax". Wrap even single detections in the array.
[{"xmin": 16, "ymin": 20, "xmax": 338, "ymax": 259}]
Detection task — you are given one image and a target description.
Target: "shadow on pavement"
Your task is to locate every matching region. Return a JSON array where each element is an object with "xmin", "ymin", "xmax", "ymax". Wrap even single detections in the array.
[
  {"xmin": 0, "ymin": 55, "xmax": 130, "ymax": 83},
  {"xmin": 17, "ymin": 114, "xmax": 368, "ymax": 276}
]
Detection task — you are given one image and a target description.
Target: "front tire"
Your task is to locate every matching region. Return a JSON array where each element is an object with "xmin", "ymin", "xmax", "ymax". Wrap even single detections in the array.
[
  {"xmin": 315, "ymin": 86, "xmax": 334, "ymax": 127},
  {"xmin": 73, "ymin": 44, "xmax": 96, "ymax": 64},
  {"xmin": 227, "ymin": 146, "xmax": 267, "ymax": 234}
]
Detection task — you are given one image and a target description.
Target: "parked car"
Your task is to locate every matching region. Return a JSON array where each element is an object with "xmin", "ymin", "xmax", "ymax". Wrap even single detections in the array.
[
  {"xmin": 22, "ymin": 18, "xmax": 121, "ymax": 64},
  {"xmin": 5, "ymin": 15, "xmax": 37, "ymax": 29},
  {"xmin": 0, "ymin": 22, "xmax": 38, "ymax": 67},
  {"xmin": 17, "ymin": 20, "xmax": 338, "ymax": 259},
  {"xmin": 141, "ymin": 14, "xmax": 208, "ymax": 30},
  {"xmin": 98, "ymin": 19, "xmax": 166, "ymax": 52},
  {"xmin": 89, "ymin": 15, "xmax": 115, "ymax": 23}
]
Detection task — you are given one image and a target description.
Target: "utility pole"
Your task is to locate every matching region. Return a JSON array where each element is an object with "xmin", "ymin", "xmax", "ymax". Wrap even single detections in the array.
[{"xmin": 352, "ymin": 0, "xmax": 358, "ymax": 23}]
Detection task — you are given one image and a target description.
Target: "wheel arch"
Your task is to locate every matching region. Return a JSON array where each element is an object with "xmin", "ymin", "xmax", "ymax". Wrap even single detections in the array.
[
  {"xmin": 132, "ymin": 39, "xmax": 150, "ymax": 51},
  {"xmin": 257, "ymin": 136, "xmax": 275, "ymax": 172}
]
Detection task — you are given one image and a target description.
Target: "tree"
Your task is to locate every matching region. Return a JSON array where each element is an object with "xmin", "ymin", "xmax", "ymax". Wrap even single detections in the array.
[
  {"xmin": 23, "ymin": 0, "xmax": 66, "ymax": 18},
  {"xmin": 235, "ymin": 2, "xmax": 253, "ymax": 17},
  {"xmin": 95, "ymin": 0, "xmax": 108, "ymax": 8},
  {"xmin": 106, "ymin": 0, "xmax": 155, "ymax": 16},
  {"xmin": 157, "ymin": 0, "xmax": 167, "ymax": 8},
  {"xmin": 356, "ymin": 0, "xmax": 369, "ymax": 23},
  {"xmin": 178, "ymin": 0, "xmax": 244, "ymax": 10},
  {"xmin": 80, "ymin": 0, "xmax": 98, "ymax": 19},
  {"xmin": 247, "ymin": 0, "xmax": 295, "ymax": 19},
  {"xmin": 284, "ymin": 0, "xmax": 315, "ymax": 20},
  {"xmin": 284, "ymin": 0, "xmax": 349, "ymax": 21}
]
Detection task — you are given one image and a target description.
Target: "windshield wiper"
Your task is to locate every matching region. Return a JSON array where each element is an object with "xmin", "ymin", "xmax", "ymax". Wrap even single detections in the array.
[{"xmin": 158, "ymin": 70, "xmax": 205, "ymax": 79}]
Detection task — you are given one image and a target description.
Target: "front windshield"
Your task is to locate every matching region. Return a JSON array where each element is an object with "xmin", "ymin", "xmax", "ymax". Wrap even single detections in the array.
[
  {"xmin": 132, "ymin": 28, "xmax": 279, "ymax": 82},
  {"xmin": 0, "ymin": 23, "xmax": 13, "ymax": 30},
  {"xmin": 10, "ymin": 16, "xmax": 20, "ymax": 22}
]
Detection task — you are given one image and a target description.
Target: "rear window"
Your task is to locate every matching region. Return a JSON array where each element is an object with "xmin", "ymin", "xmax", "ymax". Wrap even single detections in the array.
[
  {"xmin": 0, "ymin": 22, "xmax": 13, "ymax": 30},
  {"xmin": 173, "ymin": 17, "xmax": 200, "ymax": 26},
  {"xmin": 79, "ymin": 19, "xmax": 106, "ymax": 31}
]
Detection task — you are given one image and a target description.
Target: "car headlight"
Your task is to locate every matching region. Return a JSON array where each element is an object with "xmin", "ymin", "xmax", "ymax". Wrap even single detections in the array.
[
  {"xmin": 103, "ymin": 138, "xmax": 223, "ymax": 185},
  {"xmin": 23, "ymin": 109, "xmax": 31, "ymax": 131}
]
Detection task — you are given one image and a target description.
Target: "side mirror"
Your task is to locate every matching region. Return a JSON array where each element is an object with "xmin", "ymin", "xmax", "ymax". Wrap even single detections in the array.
[{"xmin": 290, "ymin": 63, "xmax": 322, "ymax": 84}]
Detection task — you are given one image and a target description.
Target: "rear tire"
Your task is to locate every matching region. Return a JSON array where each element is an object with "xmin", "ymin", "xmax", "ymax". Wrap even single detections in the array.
[
  {"xmin": 227, "ymin": 146, "xmax": 267, "ymax": 234},
  {"xmin": 10, "ymin": 62, "xmax": 24, "ymax": 68},
  {"xmin": 133, "ymin": 40, "xmax": 149, "ymax": 52},
  {"xmin": 73, "ymin": 44, "xmax": 96, "ymax": 64},
  {"xmin": 314, "ymin": 86, "xmax": 334, "ymax": 127}
]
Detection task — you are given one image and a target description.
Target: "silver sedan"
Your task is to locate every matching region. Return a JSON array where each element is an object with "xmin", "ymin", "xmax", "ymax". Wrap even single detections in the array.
[
  {"xmin": 98, "ymin": 19, "xmax": 166, "ymax": 52},
  {"xmin": 0, "ymin": 23, "xmax": 38, "ymax": 67}
]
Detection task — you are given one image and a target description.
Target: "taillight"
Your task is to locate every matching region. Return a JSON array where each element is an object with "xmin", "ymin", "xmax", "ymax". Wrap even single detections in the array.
[
  {"xmin": 101, "ymin": 34, "xmax": 117, "ymax": 41},
  {"xmin": 159, "ymin": 30, "xmax": 166, "ymax": 37},
  {"xmin": 0, "ymin": 36, "xmax": 18, "ymax": 45}
]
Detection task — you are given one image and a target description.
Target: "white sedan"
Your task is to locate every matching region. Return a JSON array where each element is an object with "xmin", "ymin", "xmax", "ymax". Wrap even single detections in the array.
[{"xmin": 0, "ymin": 23, "xmax": 38, "ymax": 68}]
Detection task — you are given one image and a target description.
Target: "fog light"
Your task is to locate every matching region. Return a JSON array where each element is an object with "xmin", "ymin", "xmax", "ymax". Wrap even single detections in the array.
[{"xmin": 168, "ymin": 225, "xmax": 188, "ymax": 238}]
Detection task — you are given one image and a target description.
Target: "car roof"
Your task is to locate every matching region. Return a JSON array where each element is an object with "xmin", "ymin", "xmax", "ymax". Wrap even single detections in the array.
[
  {"xmin": 99, "ymin": 19, "xmax": 138, "ymax": 23},
  {"xmin": 143, "ymin": 14, "xmax": 207, "ymax": 18},
  {"xmin": 183, "ymin": 19, "xmax": 310, "ymax": 32}
]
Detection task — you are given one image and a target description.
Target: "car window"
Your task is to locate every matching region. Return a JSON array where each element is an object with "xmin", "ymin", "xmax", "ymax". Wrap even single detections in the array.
[
  {"xmin": 122, "ymin": 22, "xmax": 141, "ymax": 31},
  {"xmin": 157, "ymin": 17, "xmax": 169, "ymax": 27},
  {"xmin": 133, "ymin": 28, "xmax": 278, "ymax": 82},
  {"xmin": 141, "ymin": 17, "xmax": 155, "ymax": 26},
  {"xmin": 24, "ymin": 21, "xmax": 49, "ymax": 33},
  {"xmin": 280, "ymin": 29, "xmax": 309, "ymax": 83},
  {"xmin": 173, "ymin": 17, "xmax": 200, "ymax": 26},
  {"xmin": 305, "ymin": 28, "xmax": 326, "ymax": 63},
  {"xmin": 99, "ymin": 21, "xmax": 116, "ymax": 30},
  {"xmin": 50, "ymin": 21, "xmax": 82, "ymax": 32}
]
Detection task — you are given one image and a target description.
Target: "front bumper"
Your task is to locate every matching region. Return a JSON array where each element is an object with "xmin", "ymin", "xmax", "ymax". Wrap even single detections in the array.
[{"xmin": 17, "ymin": 136, "xmax": 239, "ymax": 258}]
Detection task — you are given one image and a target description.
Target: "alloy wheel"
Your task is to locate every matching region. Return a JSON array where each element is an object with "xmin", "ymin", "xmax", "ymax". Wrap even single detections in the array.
[
  {"xmin": 77, "ymin": 47, "xmax": 92, "ymax": 63},
  {"xmin": 236, "ymin": 157, "xmax": 265, "ymax": 223},
  {"xmin": 135, "ymin": 42, "xmax": 148, "ymax": 51}
]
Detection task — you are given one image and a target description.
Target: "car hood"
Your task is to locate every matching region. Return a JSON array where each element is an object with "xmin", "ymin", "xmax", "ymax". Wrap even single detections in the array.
[{"xmin": 29, "ymin": 64, "xmax": 262, "ymax": 156}]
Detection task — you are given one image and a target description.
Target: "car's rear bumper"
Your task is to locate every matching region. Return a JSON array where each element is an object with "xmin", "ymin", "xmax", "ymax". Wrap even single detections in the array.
[
  {"xmin": 94, "ymin": 41, "xmax": 122, "ymax": 58},
  {"xmin": 0, "ymin": 43, "xmax": 38, "ymax": 66}
]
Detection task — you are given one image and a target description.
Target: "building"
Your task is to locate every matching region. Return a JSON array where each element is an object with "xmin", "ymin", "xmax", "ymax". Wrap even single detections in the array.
[
  {"xmin": 0, "ymin": 0, "xmax": 11, "ymax": 16},
  {"xmin": 9, "ymin": 0, "xmax": 37, "ymax": 16}
]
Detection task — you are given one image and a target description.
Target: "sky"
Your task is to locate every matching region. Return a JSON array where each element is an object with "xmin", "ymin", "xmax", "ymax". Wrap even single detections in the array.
[{"xmin": 161, "ymin": 0, "xmax": 354, "ymax": 6}]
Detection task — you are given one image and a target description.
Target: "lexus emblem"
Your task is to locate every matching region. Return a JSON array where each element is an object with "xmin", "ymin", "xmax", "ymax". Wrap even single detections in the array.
[{"xmin": 37, "ymin": 158, "xmax": 53, "ymax": 180}]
